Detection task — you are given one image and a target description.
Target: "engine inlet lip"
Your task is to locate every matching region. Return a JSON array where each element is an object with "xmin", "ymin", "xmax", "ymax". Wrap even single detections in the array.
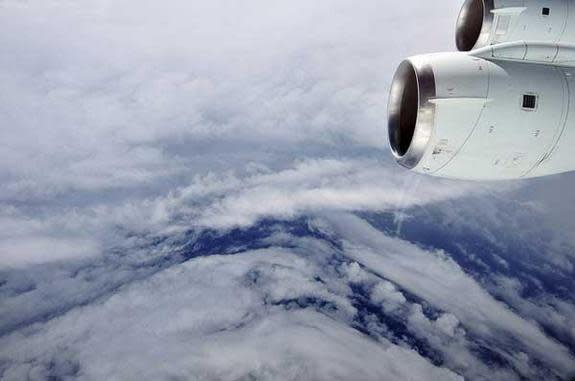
[
  {"xmin": 387, "ymin": 59, "xmax": 436, "ymax": 170},
  {"xmin": 456, "ymin": 0, "xmax": 495, "ymax": 51}
]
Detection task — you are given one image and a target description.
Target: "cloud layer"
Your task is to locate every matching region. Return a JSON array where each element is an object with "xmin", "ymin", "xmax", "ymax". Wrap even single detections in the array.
[{"xmin": 1, "ymin": 0, "xmax": 575, "ymax": 380}]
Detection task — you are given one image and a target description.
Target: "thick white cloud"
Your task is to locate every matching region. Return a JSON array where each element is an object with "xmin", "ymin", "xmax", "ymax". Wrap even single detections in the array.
[
  {"xmin": 0, "ymin": 248, "xmax": 462, "ymax": 381},
  {"xmin": 2, "ymin": 212, "xmax": 571, "ymax": 380}
]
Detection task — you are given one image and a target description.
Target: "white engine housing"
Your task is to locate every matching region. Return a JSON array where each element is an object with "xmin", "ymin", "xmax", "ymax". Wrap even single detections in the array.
[
  {"xmin": 457, "ymin": 0, "xmax": 575, "ymax": 51},
  {"xmin": 388, "ymin": 0, "xmax": 575, "ymax": 180}
]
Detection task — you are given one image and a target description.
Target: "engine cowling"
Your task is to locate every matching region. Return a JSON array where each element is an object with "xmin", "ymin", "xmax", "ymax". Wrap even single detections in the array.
[
  {"xmin": 387, "ymin": 0, "xmax": 575, "ymax": 180},
  {"xmin": 388, "ymin": 52, "xmax": 575, "ymax": 180},
  {"xmin": 456, "ymin": 0, "xmax": 575, "ymax": 52}
]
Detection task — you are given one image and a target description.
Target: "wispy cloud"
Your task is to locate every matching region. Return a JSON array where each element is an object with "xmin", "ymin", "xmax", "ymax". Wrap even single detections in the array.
[{"xmin": 325, "ymin": 213, "xmax": 575, "ymax": 379}]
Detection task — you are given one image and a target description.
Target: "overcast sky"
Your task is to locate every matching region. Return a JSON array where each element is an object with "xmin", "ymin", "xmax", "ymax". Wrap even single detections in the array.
[
  {"xmin": 1, "ymin": 1, "xmax": 574, "ymax": 380},
  {"xmin": 0, "ymin": 0, "xmax": 473, "ymax": 267}
]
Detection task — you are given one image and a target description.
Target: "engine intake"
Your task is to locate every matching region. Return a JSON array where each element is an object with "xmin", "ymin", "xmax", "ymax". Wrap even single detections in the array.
[
  {"xmin": 387, "ymin": 59, "xmax": 436, "ymax": 169},
  {"xmin": 456, "ymin": 0, "xmax": 494, "ymax": 51}
]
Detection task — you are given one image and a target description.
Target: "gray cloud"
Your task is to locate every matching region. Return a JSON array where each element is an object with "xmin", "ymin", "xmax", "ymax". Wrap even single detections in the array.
[{"xmin": 0, "ymin": 0, "xmax": 470, "ymax": 267}]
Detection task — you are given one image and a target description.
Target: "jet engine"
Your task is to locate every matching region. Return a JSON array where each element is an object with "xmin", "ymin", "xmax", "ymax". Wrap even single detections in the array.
[{"xmin": 388, "ymin": 0, "xmax": 575, "ymax": 180}]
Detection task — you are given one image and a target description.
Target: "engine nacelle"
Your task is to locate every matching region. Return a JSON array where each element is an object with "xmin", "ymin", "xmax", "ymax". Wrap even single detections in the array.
[
  {"xmin": 456, "ymin": 0, "xmax": 575, "ymax": 52},
  {"xmin": 388, "ymin": 0, "xmax": 575, "ymax": 180}
]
